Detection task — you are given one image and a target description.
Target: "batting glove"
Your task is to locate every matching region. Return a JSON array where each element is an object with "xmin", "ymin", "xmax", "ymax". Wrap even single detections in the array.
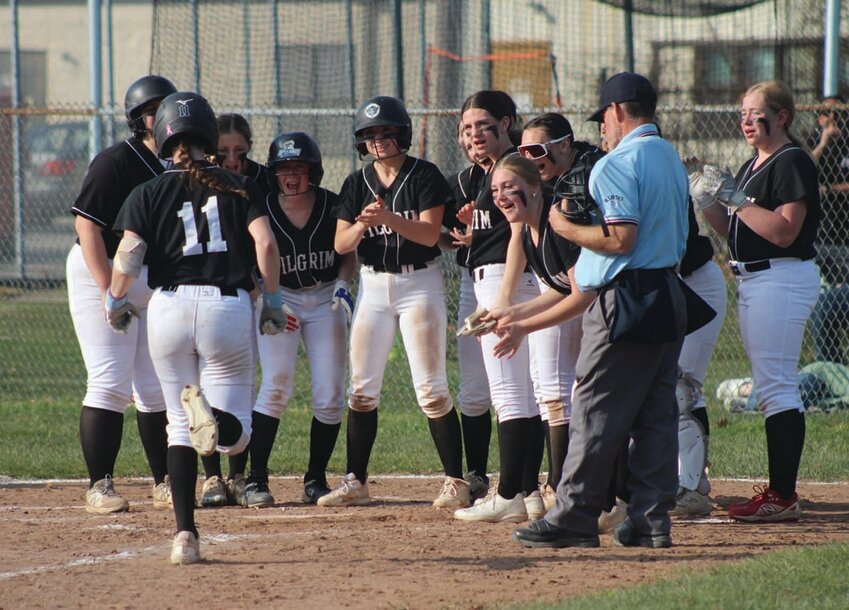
[
  {"xmin": 104, "ymin": 290, "xmax": 139, "ymax": 334},
  {"xmin": 330, "ymin": 280, "xmax": 354, "ymax": 325},
  {"xmin": 259, "ymin": 289, "xmax": 299, "ymax": 335},
  {"xmin": 702, "ymin": 164, "xmax": 751, "ymax": 212}
]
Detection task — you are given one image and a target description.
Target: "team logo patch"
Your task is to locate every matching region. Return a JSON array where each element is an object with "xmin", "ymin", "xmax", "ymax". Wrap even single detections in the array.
[
  {"xmin": 176, "ymin": 98, "xmax": 193, "ymax": 117},
  {"xmin": 277, "ymin": 140, "xmax": 302, "ymax": 158},
  {"xmin": 603, "ymin": 194, "xmax": 624, "ymax": 209},
  {"xmin": 364, "ymin": 103, "xmax": 381, "ymax": 119}
]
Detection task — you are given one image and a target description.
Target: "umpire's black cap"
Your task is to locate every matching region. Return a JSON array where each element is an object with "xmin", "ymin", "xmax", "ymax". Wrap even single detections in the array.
[{"xmin": 588, "ymin": 72, "xmax": 657, "ymax": 122}]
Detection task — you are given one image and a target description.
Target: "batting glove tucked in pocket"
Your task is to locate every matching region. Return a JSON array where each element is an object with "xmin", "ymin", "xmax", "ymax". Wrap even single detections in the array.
[
  {"xmin": 331, "ymin": 280, "xmax": 354, "ymax": 325},
  {"xmin": 260, "ymin": 289, "xmax": 299, "ymax": 335},
  {"xmin": 104, "ymin": 291, "xmax": 139, "ymax": 334}
]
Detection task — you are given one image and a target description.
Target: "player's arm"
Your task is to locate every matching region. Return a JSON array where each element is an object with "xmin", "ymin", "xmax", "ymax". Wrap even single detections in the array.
[
  {"xmin": 487, "ymin": 286, "xmax": 565, "ymax": 327},
  {"xmin": 358, "ymin": 199, "xmax": 444, "ymax": 247},
  {"xmin": 75, "ymin": 216, "xmax": 112, "ymax": 298},
  {"xmin": 249, "ymin": 216, "xmax": 281, "ymax": 293},
  {"xmin": 548, "ymin": 209, "xmax": 636, "ymax": 254},
  {"xmin": 733, "ymin": 200, "xmax": 807, "ymax": 248},
  {"xmin": 335, "ymin": 218, "xmax": 368, "ymax": 254},
  {"xmin": 337, "ymin": 251, "xmax": 357, "ymax": 282},
  {"xmin": 698, "ymin": 202, "xmax": 731, "ymax": 238}
]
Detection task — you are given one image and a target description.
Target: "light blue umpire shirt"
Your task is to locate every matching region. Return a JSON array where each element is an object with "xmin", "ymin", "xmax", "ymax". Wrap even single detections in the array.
[{"xmin": 574, "ymin": 122, "xmax": 689, "ymax": 291}]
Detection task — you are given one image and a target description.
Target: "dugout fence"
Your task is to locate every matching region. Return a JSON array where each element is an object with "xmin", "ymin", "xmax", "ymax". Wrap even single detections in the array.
[{"xmin": 0, "ymin": 0, "xmax": 847, "ymax": 419}]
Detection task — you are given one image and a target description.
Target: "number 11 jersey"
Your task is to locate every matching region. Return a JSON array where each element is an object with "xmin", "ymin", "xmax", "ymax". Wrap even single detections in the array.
[{"xmin": 114, "ymin": 163, "xmax": 268, "ymax": 291}]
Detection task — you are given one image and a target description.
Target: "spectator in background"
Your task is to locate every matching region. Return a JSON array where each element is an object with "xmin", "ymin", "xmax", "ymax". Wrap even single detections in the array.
[{"xmin": 809, "ymin": 96, "xmax": 849, "ymax": 364}]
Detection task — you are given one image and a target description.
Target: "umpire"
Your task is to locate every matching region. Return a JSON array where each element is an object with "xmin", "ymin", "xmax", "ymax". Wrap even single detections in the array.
[{"xmin": 513, "ymin": 72, "xmax": 689, "ymax": 548}]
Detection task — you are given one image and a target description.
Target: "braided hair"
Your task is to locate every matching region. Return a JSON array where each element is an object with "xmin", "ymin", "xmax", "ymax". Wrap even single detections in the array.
[{"xmin": 172, "ymin": 139, "xmax": 248, "ymax": 200}]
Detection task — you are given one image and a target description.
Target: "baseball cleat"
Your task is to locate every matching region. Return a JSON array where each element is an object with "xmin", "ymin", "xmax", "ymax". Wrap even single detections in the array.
[
  {"xmin": 316, "ymin": 473, "xmax": 370, "ymax": 507},
  {"xmin": 152, "ymin": 475, "xmax": 173, "ymax": 509},
  {"xmin": 170, "ymin": 530, "xmax": 201, "ymax": 565},
  {"xmin": 227, "ymin": 473, "xmax": 247, "ymax": 507},
  {"xmin": 728, "ymin": 485, "xmax": 801, "ymax": 522},
  {"xmin": 180, "ymin": 385, "xmax": 218, "ymax": 457},
  {"xmin": 302, "ymin": 479, "xmax": 332, "ymax": 504},
  {"xmin": 463, "ymin": 471, "xmax": 490, "ymax": 503},
  {"xmin": 540, "ymin": 484, "xmax": 557, "ymax": 512},
  {"xmin": 201, "ymin": 475, "xmax": 229, "ymax": 507},
  {"xmin": 524, "ymin": 490, "xmax": 546, "ymax": 521},
  {"xmin": 454, "ymin": 490, "xmax": 527, "ymax": 523},
  {"xmin": 244, "ymin": 471, "xmax": 275, "ymax": 508},
  {"xmin": 598, "ymin": 497, "xmax": 628, "ymax": 534},
  {"xmin": 672, "ymin": 489, "xmax": 713, "ymax": 516},
  {"xmin": 433, "ymin": 476, "xmax": 471, "ymax": 509},
  {"xmin": 85, "ymin": 475, "xmax": 130, "ymax": 514}
]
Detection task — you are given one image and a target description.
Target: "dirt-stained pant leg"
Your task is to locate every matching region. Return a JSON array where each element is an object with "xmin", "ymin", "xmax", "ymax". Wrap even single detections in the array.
[
  {"xmin": 396, "ymin": 264, "xmax": 453, "ymax": 417},
  {"xmin": 347, "ymin": 267, "xmax": 401, "ymax": 412}
]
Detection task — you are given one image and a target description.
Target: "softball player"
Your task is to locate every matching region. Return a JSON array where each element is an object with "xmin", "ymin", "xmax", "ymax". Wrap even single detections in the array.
[
  {"xmin": 320, "ymin": 95, "xmax": 467, "ymax": 508},
  {"xmin": 107, "ymin": 91, "xmax": 285, "ymax": 564},
  {"xmin": 516, "ymin": 113, "xmax": 603, "ymax": 510},
  {"xmin": 694, "ymin": 80, "xmax": 820, "ymax": 522},
  {"xmin": 68, "ymin": 74, "xmax": 176, "ymax": 513},
  {"xmin": 441, "ymin": 121, "xmax": 492, "ymax": 501},
  {"xmin": 244, "ymin": 131, "xmax": 354, "ymax": 507},
  {"xmin": 199, "ymin": 113, "xmax": 270, "ymax": 508},
  {"xmin": 453, "ymin": 91, "xmax": 545, "ymax": 523}
]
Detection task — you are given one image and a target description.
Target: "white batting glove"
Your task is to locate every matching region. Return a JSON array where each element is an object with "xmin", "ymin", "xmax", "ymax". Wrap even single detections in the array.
[
  {"xmin": 702, "ymin": 164, "xmax": 751, "ymax": 212},
  {"xmin": 330, "ymin": 280, "xmax": 354, "ymax": 325},
  {"xmin": 104, "ymin": 291, "xmax": 139, "ymax": 334},
  {"xmin": 688, "ymin": 170, "xmax": 718, "ymax": 210},
  {"xmin": 259, "ymin": 290, "xmax": 299, "ymax": 335}
]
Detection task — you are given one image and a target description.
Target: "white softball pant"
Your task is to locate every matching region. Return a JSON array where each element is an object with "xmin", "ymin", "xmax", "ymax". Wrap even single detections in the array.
[
  {"xmin": 531, "ymin": 279, "xmax": 583, "ymax": 426},
  {"xmin": 66, "ymin": 244, "xmax": 164, "ymax": 414},
  {"xmin": 473, "ymin": 264, "xmax": 539, "ymax": 422},
  {"xmin": 147, "ymin": 285, "xmax": 255, "ymax": 453},
  {"xmin": 679, "ymin": 260, "xmax": 727, "ymax": 409},
  {"xmin": 736, "ymin": 258, "xmax": 820, "ymax": 417},
  {"xmin": 456, "ymin": 272, "xmax": 492, "ymax": 416},
  {"xmin": 254, "ymin": 282, "xmax": 347, "ymax": 424},
  {"xmin": 348, "ymin": 262, "xmax": 453, "ymax": 417}
]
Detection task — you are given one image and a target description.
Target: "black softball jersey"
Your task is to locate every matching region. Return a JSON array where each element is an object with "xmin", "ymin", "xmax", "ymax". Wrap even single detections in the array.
[
  {"xmin": 336, "ymin": 156, "xmax": 449, "ymax": 270},
  {"xmin": 444, "ymin": 163, "xmax": 487, "ymax": 269},
  {"xmin": 265, "ymin": 187, "xmax": 341, "ymax": 289},
  {"xmin": 467, "ymin": 148, "xmax": 519, "ymax": 270},
  {"xmin": 114, "ymin": 163, "xmax": 267, "ymax": 291},
  {"xmin": 244, "ymin": 157, "xmax": 272, "ymax": 197},
  {"xmin": 521, "ymin": 198, "xmax": 580, "ymax": 296},
  {"xmin": 71, "ymin": 137, "xmax": 166, "ymax": 258},
  {"xmin": 728, "ymin": 143, "xmax": 821, "ymax": 262}
]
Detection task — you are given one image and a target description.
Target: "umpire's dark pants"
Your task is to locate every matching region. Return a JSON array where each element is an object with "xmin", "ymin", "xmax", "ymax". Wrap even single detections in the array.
[{"xmin": 546, "ymin": 285, "xmax": 684, "ymax": 537}]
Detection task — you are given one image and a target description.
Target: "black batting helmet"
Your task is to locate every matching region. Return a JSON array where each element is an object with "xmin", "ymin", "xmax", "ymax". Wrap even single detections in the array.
[
  {"xmin": 353, "ymin": 95, "xmax": 412, "ymax": 156},
  {"xmin": 266, "ymin": 131, "xmax": 324, "ymax": 187},
  {"xmin": 153, "ymin": 92, "xmax": 217, "ymax": 160},
  {"xmin": 124, "ymin": 75, "xmax": 177, "ymax": 137}
]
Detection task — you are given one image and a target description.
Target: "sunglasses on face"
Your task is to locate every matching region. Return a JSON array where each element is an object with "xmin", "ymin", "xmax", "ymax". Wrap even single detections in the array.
[{"xmin": 517, "ymin": 135, "xmax": 571, "ymax": 160}]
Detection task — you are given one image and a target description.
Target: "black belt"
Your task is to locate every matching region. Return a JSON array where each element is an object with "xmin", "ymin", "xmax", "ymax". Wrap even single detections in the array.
[
  {"xmin": 161, "ymin": 285, "xmax": 239, "ymax": 297},
  {"xmin": 474, "ymin": 267, "xmax": 487, "ymax": 282},
  {"xmin": 729, "ymin": 260, "xmax": 770, "ymax": 275},
  {"xmin": 369, "ymin": 262, "xmax": 428, "ymax": 274}
]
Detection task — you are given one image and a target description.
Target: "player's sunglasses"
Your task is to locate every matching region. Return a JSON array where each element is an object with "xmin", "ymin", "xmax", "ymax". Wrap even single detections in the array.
[{"xmin": 517, "ymin": 135, "xmax": 571, "ymax": 160}]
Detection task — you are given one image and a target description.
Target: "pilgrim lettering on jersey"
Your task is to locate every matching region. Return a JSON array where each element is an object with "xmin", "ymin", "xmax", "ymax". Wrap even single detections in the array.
[
  {"xmin": 364, "ymin": 209, "xmax": 419, "ymax": 238},
  {"xmin": 281, "ymin": 250, "xmax": 336, "ymax": 275},
  {"xmin": 472, "ymin": 209, "xmax": 492, "ymax": 230}
]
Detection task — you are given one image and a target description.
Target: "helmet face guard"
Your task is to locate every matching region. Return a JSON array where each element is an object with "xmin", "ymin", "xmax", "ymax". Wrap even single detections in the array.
[
  {"xmin": 353, "ymin": 96, "xmax": 412, "ymax": 158},
  {"xmin": 153, "ymin": 92, "xmax": 218, "ymax": 160},
  {"xmin": 124, "ymin": 75, "xmax": 177, "ymax": 138},
  {"xmin": 266, "ymin": 131, "xmax": 324, "ymax": 193}
]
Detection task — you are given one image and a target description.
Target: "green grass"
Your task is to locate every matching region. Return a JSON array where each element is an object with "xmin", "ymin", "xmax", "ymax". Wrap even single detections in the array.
[{"xmin": 507, "ymin": 542, "xmax": 849, "ymax": 610}]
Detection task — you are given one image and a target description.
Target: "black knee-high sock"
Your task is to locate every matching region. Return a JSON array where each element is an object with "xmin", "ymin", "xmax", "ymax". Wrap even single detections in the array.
[
  {"xmin": 766, "ymin": 409, "xmax": 806, "ymax": 499},
  {"xmin": 496, "ymin": 418, "xmax": 526, "ymax": 498},
  {"xmin": 692, "ymin": 407, "xmax": 710, "ymax": 436},
  {"xmin": 167, "ymin": 446, "xmax": 198, "ymax": 537},
  {"xmin": 228, "ymin": 452, "xmax": 249, "ymax": 478},
  {"xmin": 345, "ymin": 409, "xmax": 378, "ymax": 484},
  {"xmin": 79, "ymin": 406, "xmax": 124, "ymax": 487},
  {"xmin": 201, "ymin": 454, "xmax": 223, "ymax": 479},
  {"xmin": 306, "ymin": 417, "xmax": 341, "ymax": 484},
  {"xmin": 136, "ymin": 411, "xmax": 168, "ymax": 485},
  {"xmin": 461, "ymin": 411, "xmax": 491, "ymax": 479},
  {"xmin": 247, "ymin": 412, "xmax": 280, "ymax": 475},
  {"xmin": 427, "ymin": 408, "xmax": 464, "ymax": 479},
  {"xmin": 547, "ymin": 422, "xmax": 570, "ymax": 489},
  {"xmin": 522, "ymin": 415, "xmax": 545, "ymax": 494},
  {"xmin": 212, "ymin": 408, "xmax": 242, "ymax": 447}
]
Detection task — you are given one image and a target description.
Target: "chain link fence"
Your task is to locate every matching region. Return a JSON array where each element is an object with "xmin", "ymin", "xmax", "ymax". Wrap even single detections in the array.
[{"xmin": 1, "ymin": 0, "xmax": 847, "ymax": 413}]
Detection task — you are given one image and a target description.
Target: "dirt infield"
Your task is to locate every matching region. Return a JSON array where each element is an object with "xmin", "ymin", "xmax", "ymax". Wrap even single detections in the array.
[{"xmin": 1, "ymin": 477, "xmax": 848, "ymax": 609}]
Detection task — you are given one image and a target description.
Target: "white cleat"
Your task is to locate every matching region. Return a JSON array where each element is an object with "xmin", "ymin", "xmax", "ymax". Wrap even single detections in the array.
[
  {"xmin": 316, "ymin": 473, "xmax": 371, "ymax": 507},
  {"xmin": 170, "ymin": 531, "xmax": 201, "ymax": 565}
]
